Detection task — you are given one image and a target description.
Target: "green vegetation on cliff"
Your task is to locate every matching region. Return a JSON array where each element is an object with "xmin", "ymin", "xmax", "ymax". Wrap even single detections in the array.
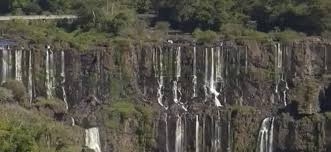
[
  {"xmin": 0, "ymin": 0, "xmax": 330, "ymax": 45},
  {"xmin": 0, "ymin": 104, "xmax": 84, "ymax": 152}
]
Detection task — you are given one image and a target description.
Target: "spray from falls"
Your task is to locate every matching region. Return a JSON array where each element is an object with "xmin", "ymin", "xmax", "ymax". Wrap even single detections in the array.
[
  {"xmin": 257, "ymin": 117, "xmax": 275, "ymax": 152},
  {"xmin": 61, "ymin": 51, "xmax": 69, "ymax": 110},
  {"xmin": 15, "ymin": 49, "xmax": 22, "ymax": 81},
  {"xmin": 195, "ymin": 115, "xmax": 199, "ymax": 152},
  {"xmin": 85, "ymin": 127, "xmax": 102, "ymax": 152},
  {"xmin": 175, "ymin": 115, "xmax": 184, "ymax": 152}
]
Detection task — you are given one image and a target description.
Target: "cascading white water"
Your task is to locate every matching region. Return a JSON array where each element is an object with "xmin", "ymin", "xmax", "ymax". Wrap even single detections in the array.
[
  {"xmin": 227, "ymin": 112, "xmax": 231, "ymax": 152},
  {"xmin": 15, "ymin": 49, "xmax": 22, "ymax": 81},
  {"xmin": 204, "ymin": 48, "xmax": 209, "ymax": 102},
  {"xmin": 2, "ymin": 48, "xmax": 8, "ymax": 83},
  {"xmin": 8, "ymin": 48, "xmax": 12, "ymax": 79},
  {"xmin": 213, "ymin": 112, "xmax": 222, "ymax": 152},
  {"xmin": 216, "ymin": 47, "xmax": 222, "ymax": 82},
  {"xmin": 85, "ymin": 127, "xmax": 102, "ymax": 152},
  {"xmin": 192, "ymin": 46, "xmax": 197, "ymax": 98},
  {"xmin": 175, "ymin": 115, "xmax": 184, "ymax": 152},
  {"xmin": 71, "ymin": 117, "xmax": 75, "ymax": 126},
  {"xmin": 50, "ymin": 49, "xmax": 55, "ymax": 95},
  {"xmin": 195, "ymin": 115, "xmax": 199, "ymax": 152},
  {"xmin": 61, "ymin": 51, "xmax": 69, "ymax": 110},
  {"xmin": 277, "ymin": 43, "xmax": 282, "ymax": 69},
  {"xmin": 165, "ymin": 113, "xmax": 169, "ymax": 152},
  {"xmin": 173, "ymin": 47, "xmax": 181, "ymax": 104},
  {"xmin": 45, "ymin": 46, "xmax": 52, "ymax": 98},
  {"xmin": 257, "ymin": 117, "xmax": 274, "ymax": 152},
  {"xmin": 28, "ymin": 50, "xmax": 33, "ymax": 104},
  {"xmin": 245, "ymin": 46, "xmax": 248, "ymax": 73},
  {"xmin": 210, "ymin": 48, "xmax": 222, "ymax": 107},
  {"xmin": 157, "ymin": 48, "xmax": 167, "ymax": 109}
]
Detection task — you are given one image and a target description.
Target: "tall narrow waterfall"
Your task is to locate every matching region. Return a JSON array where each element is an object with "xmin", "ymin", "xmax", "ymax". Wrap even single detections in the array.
[
  {"xmin": 85, "ymin": 127, "xmax": 102, "ymax": 152},
  {"xmin": 8, "ymin": 48, "xmax": 12, "ymax": 79},
  {"xmin": 216, "ymin": 47, "xmax": 222, "ymax": 82},
  {"xmin": 61, "ymin": 51, "xmax": 69, "ymax": 110},
  {"xmin": 45, "ymin": 46, "xmax": 52, "ymax": 98},
  {"xmin": 227, "ymin": 112, "xmax": 231, "ymax": 152},
  {"xmin": 195, "ymin": 115, "xmax": 199, "ymax": 152},
  {"xmin": 15, "ymin": 49, "xmax": 22, "ymax": 81},
  {"xmin": 2, "ymin": 48, "xmax": 8, "ymax": 83},
  {"xmin": 165, "ymin": 113, "xmax": 169, "ymax": 152},
  {"xmin": 204, "ymin": 48, "xmax": 208, "ymax": 102},
  {"xmin": 173, "ymin": 47, "xmax": 181, "ymax": 104},
  {"xmin": 257, "ymin": 117, "xmax": 275, "ymax": 152},
  {"xmin": 213, "ymin": 113, "xmax": 222, "ymax": 152},
  {"xmin": 28, "ymin": 50, "xmax": 33, "ymax": 104},
  {"xmin": 210, "ymin": 48, "xmax": 222, "ymax": 107},
  {"xmin": 157, "ymin": 48, "xmax": 166, "ymax": 109},
  {"xmin": 175, "ymin": 115, "xmax": 184, "ymax": 152},
  {"xmin": 192, "ymin": 46, "xmax": 197, "ymax": 98}
]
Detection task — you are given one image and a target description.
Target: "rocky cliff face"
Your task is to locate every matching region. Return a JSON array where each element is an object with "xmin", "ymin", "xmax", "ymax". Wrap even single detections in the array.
[{"xmin": 1, "ymin": 38, "xmax": 331, "ymax": 152}]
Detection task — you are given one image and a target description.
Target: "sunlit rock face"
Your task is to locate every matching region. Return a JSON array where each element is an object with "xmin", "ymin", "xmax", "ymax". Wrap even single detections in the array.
[{"xmin": 1, "ymin": 38, "xmax": 331, "ymax": 152}]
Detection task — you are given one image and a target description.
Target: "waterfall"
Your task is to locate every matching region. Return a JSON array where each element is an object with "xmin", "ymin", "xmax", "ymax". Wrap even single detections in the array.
[
  {"xmin": 15, "ymin": 49, "xmax": 22, "ymax": 81},
  {"xmin": 2, "ymin": 48, "xmax": 8, "ymax": 83},
  {"xmin": 257, "ymin": 117, "xmax": 274, "ymax": 152},
  {"xmin": 165, "ymin": 113, "xmax": 169, "ymax": 152},
  {"xmin": 204, "ymin": 48, "xmax": 208, "ymax": 102},
  {"xmin": 173, "ymin": 47, "xmax": 181, "ymax": 104},
  {"xmin": 274, "ymin": 44, "xmax": 278, "ymax": 95},
  {"xmin": 192, "ymin": 46, "xmax": 197, "ymax": 98},
  {"xmin": 245, "ymin": 46, "xmax": 248, "ymax": 73},
  {"xmin": 195, "ymin": 115, "xmax": 199, "ymax": 152},
  {"xmin": 8, "ymin": 48, "xmax": 12, "ymax": 79},
  {"xmin": 176, "ymin": 47, "xmax": 181, "ymax": 78},
  {"xmin": 28, "ymin": 50, "xmax": 33, "ymax": 104},
  {"xmin": 157, "ymin": 48, "xmax": 167, "ymax": 109},
  {"xmin": 277, "ymin": 43, "xmax": 282, "ymax": 69},
  {"xmin": 45, "ymin": 46, "xmax": 52, "ymax": 98},
  {"xmin": 71, "ymin": 117, "xmax": 75, "ymax": 126},
  {"xmin": 325, "ymin": 45, "xmax": 328, "ymax": 71},
  {"xmin": 216, "ymin": 47, "xmax": 222, "ymax": 82},
  {"xmin": 175, "ymin": 115, "xmax": 184, "ymax": 152},
  {"xmin": 213, "ymin": 113, "xmax": 222, "ymax": 152},
  {"xmin": 61, "ymin": 51, "xmax": 69, "ymax": 110},
  {"xmin": 85, "ymin": 127, "xmax": 102, "ymax": 152},
  {"xmin": 210, "ymin": 48, "xmax": 222, "ymax": 107},
  {"xmin": 227, "ymin": 112, "xmax": 231, "ymax": 152}
]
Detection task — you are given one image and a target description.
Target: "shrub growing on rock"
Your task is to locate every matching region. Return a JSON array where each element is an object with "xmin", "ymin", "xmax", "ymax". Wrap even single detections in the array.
[
  {"xmin": 0, "ymin": 87, "xmax": 14, "ymax": 103},
  {"xmin": 2, "ymin": 80, "xmax": 27, "ymax": 104}
]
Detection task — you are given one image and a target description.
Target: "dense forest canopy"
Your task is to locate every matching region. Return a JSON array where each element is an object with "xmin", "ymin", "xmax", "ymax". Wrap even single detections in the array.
[{"xmin": 0, "ymin": 0, "xmax": 331, "ymax": 41}]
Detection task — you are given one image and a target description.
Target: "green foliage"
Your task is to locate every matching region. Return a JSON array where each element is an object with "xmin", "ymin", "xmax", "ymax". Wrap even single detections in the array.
[
  {"xmin": 155, "ymin": 21, "xmax": 170, "ymax": 33},
  {"xmin": 2, "ymin": 80, "xmax": 27, "ymax": 104},
  {"xmin": 193, "ymin": 28, "xmax": 218, "ymax": 44},
  {"xmin": 0, "ymin": 104, "xmax": 84, "ymax": 151},
  {"xmin": 0, "ymin": 87, "xmax": 14, "ymax": 103},
  {"xmin": 220, "ymin": 23, "xmax": 270, "ymax": 42},
  {"xmin": 290, "ymin": 79, "xmax": 319, "ymax": 114},
  {"xmin": 270, "ymin": 30, "xmax": 306, "ymax": 42},
  {"xmin": 34, "ymin": 97, "xmax": 67, "ymax": 114}
]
